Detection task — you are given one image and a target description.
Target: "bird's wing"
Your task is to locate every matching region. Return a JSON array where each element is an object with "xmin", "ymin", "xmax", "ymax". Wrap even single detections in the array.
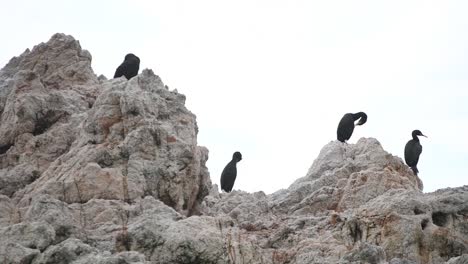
[
  {"xmin": 414, "ymin": 144, "xmax": 422, "ymax": 163},
  {"xmin": 220, "ymin": 162, "xmax": 237, "ymax": 191},
  {"xmin": 404, "ymin": 141, "xmax": 422, "ymax": 166},
  {"xmin": 135, "ymin": 63, "xmax": 140, "ymax": 74},
  {"xmin": 416, "ymin": 144, "xmax": 422, "ymax": 154},
  {"xmin": 221, "ymin": 163, "xmax": 237, "ymax": 180},
  {"xmin": 114, "ymin": 64, "xmax": 125, "ymax": 78},
  {"xmin": 404, "ymin": 141, "xmax": 411, "ymax": 164},
  {"xmin": 337, "ymin": 114, "xmax": 354, "ymax": 141}
]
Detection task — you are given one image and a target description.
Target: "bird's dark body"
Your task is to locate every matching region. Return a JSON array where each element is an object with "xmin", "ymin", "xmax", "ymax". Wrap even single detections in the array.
[
  {"xmin": 114, "ymin": 54, "xmax": 140, "ymax": 80},
  {"xmin": 404, "ymin": 130, "xmax": 425, "ymax": 176},
  {"xmin": 337, "ymin": 112, "xmax": 367, "ymax": 142},
  {"xmin": 221, "ymin": 161, "xmax": 237, "ymax": 192},
  {"xmin": 337, "ymin": 113, "xmax": 355, "ymax": 142},
  {"xmin": 220, "ymin": 152, "xmax": 242, "ymax": 193}
]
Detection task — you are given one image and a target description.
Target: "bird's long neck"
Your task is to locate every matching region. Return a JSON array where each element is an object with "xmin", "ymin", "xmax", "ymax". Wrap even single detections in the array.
[
  {"xmin": 412, "ymin": 132, "xmax": 419, "ymax": 141},
  {"xmin": 352, "ymin": 112, "xmax": 365, "ymax": 121}
]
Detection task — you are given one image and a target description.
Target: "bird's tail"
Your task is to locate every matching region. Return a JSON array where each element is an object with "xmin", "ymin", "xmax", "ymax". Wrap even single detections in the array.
[{"xmin": 410, "ymin": 166, "xmax": 419, "ymax": 176}]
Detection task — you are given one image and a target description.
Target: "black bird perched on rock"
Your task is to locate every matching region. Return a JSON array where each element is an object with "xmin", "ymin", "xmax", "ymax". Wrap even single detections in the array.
[
  {"xmin": 114, "ymin": 53, "xmax": 140, "ymax": 80},
  {"xmin": 220, "ymin": 151, "xmax": 242, "ymax": 193},
  {"xmin": 404, "ymin": 130, "xmax": 427, "ymax": 175},
  {"xmin": 337, "ymin": 112, "xmax": 367, "ymax": 142}
]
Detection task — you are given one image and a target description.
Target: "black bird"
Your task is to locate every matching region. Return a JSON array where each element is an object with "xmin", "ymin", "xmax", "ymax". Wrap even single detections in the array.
[
  {"xmin": 404, "ymin": 130, "xmax": 427, "ymax": 175},
  {"xmin": 220, "ymin": 151, "xmax": 242, "ymax": 193},
  {"xmin": 114, "ymin": 53, "xmax": 140, "ymax": 80},
  {"xmin": 337, "ymin": 112, "xmax": 367, "ymax": 142}
]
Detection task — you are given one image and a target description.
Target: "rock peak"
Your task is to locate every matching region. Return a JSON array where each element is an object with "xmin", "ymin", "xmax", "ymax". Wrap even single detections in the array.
[
  {"xmin": 1, "ymin": 33, "xmax": 95, "ymax": 85},
  {"xmin": 272, "ymin": 137, "xmax": 424, "ymax": 215},
  {"xmin": 201, "ymin": 137, "xmax": 467, "ymax": 263},
  {"xmin": 0, "ymin": 33, "xmax": 210, "ymax": 215}
]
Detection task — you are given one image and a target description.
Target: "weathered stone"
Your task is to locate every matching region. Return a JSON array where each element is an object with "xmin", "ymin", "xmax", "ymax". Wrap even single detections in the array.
[
  {"xmin": 0, "ymin": 221, "xmax": 55, "ymax": 251},
  {"xmin": 341, "ymin": 242, "xmax": 386, "ymax": 263},
  {"xmin": 32, "ymin": 238, "xmax": 98, "ymax": 264},
  {"xmin": 68, "ymin": 251, "xmax": 147, "ymax": 264},
  {"xmin": 0, "ymin": 33, "xmax": 98, "ymax": 199},
  {"xmin": 0, "ymin": 34, "xmax": 466, "ymax": 264},
  {"xmin": 0, "ymin": 194, "xmax": 15, "ymax": 226},
  {"xmin": 199, "ymin": 139, "xmax": 467, "ymax": 264},
  {"xmin": 0, "ymin": 34, "xmax": 210, "ymax": 217},
  {"xmin": 0, "ymin": 242, "xmax": 40, "ymax": 264},
  {"xmin": 446, "ymin": 255, "xmax": 468, "ymax": 264},
  {"xmin": 274, "ymin": 138, "xmax": 423, "ymax": 215}
]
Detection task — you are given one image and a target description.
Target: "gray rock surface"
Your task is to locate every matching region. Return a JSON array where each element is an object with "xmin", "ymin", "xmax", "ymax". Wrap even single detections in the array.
[
  {"xmin": 0, "ymin": 33, "xmax": 211, "ymax": 217},
  {"xmin": 0, "ymin": 34, "xmax": 466, "ymax": 264}
]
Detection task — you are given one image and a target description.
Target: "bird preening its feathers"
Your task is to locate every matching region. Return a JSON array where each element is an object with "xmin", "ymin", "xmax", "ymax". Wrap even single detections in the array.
[
  {"xmin": 404, "ymin": 130, "xmax": 427, "ymax": 176},
  {"xmin": 337, "ymin": 112, "xmax": 367, "ymax": 142},
  {"xmin": 114, "ymin": 53, "xmax": 140, "ymax": 80},
  {"xmin": 220, "ymin": 151, "xmax": 242, "ymax": 193}
]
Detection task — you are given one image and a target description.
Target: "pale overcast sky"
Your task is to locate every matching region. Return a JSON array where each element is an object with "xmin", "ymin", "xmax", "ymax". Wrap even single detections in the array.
[{"xmin": 1, "ymin": 1, "xmax": 467, "ymax": 194}]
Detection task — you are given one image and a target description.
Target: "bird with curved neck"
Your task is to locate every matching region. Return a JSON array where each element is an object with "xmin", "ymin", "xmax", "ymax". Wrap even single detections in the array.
[
  {"xmin": 220, "ymin": 151, "xmax": 242, "ymax": 193},
  {"xmin": 404, "ymin": 130, "xmax": 427, "ymax": 176},
  {"xmin": 337, "ymin": 112, "xmax": 367, "ymax": 142}
]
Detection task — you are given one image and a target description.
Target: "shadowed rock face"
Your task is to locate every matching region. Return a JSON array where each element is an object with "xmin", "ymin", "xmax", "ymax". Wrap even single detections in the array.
[{"xmin": 0, "ymin": 34, "xmax": 466, "ymax": 264}]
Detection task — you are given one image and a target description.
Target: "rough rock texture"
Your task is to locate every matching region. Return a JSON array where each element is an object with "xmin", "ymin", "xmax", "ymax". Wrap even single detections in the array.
[
  {"xmin": 0, "ymin": 33, "xmax": 211, "ymax": 216},
  {"xmin": 0, "ymin": 34, "xmax": 466, "ymax": 264},
  {"xmin": 201, "ymin": 140, "xmax": 467, "ymax": 264}
]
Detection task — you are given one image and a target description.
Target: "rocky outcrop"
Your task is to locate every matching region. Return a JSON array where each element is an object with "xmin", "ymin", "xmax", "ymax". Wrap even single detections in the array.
[
  {"xmin": 201, "ymin": 140, "xmax": 467, "ymax": 264},
  {"xmin": 0, "ymin": 34, "xmax": 466, "ymax": 264},
  {"xmin": 0, "ymin": 33, "xmax": 211, "ymax": 217}
]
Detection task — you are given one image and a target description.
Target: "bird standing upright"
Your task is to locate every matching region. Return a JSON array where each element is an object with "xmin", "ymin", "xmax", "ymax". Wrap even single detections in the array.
[
  {"xmin": 404, "ymin": 130, "xmax": 427, "ymax": 175},
  {"xmin": 220, "ymin": 152, "xmax": 242, "ymax": 193},
  {"xmin": 337, "ymin": 112, "xmax": 367, "ymax": 142}
]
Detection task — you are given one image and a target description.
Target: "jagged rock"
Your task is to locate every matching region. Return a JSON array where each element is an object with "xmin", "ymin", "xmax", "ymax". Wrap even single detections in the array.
[
  {"xmin": 34, "ymin": 238, "xmax": 146, "ymax": 264},
  {"xmin": 200, "ymin": 139, "xmax": 467, "ymax": 263},
  {"xmin": 0, "ymin": 221, "xmax": 55, "ymax": 251},
  {"xmin": 446, "ymin": 255, "xmax": 468, "ymax": 264},
  {"xmin": 129, "ymin": 215, "xmax": 227, "ymax": 263},
  {"xmin": 32, "ymin": 238, "xmax": 98, "ymax": 264},
  {"xmin": 0, "ymin": 194, "xmax": 14, "ymax": 226},
  {"xmin": 272, "ymin": 138, "xmax": 423, "ymax": 215},
  {"xmin": 0, "ymin": 242, "xmax": 40, "ymax": 264},
  {"xmin": 0, "ymin": 33, "xmax": 211, "ymax": 217},
  {"xmin": 0, "ymin": 34, "xmax": 466, "ymax": 264},
  {"xmin": 341, "ymin": 242, "xmax": 386, "ymax": 263}
]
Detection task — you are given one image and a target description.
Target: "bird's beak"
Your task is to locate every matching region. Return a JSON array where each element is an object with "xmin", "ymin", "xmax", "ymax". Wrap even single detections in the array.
[{"xmin": 422, "ymin": 134, "xmax": 428, "ymax": 138}]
